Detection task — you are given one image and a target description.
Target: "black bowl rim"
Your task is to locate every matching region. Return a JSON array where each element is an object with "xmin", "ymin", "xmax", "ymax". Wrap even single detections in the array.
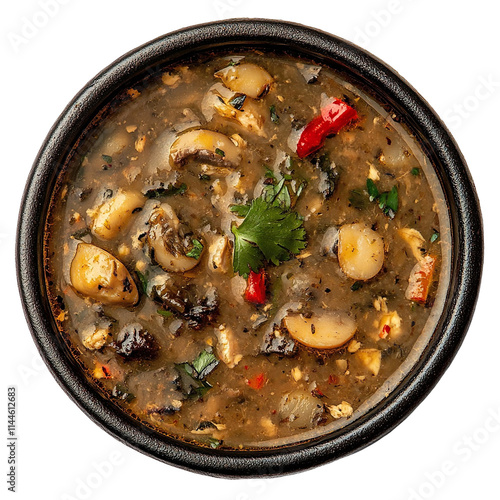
[{"xmin": 16, "ymin": 18, "xmax": 483, "ymax": 477}]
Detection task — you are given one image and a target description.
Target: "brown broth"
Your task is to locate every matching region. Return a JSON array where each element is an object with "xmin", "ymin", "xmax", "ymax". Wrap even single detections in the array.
[{"xmin": 44, "ymin": 50, "xmax": 450, "ymax": 449}]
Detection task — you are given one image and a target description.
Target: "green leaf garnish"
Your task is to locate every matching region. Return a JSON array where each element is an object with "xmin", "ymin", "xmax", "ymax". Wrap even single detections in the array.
[
  {"xmin": 186, "ymin": 239, "xmax": 203, "ymax": 260},
  {"xmin": 215, "ymin": 148, "xmax": 225, "ymax": 157},
  {"xmin": 143, "ymin": 182, "xmax": 187, "ymax": 198},
  {"xmin": 350, "ymin": 281, "xmax": 363, "ymax": 291},
  {"xmin": 230, "ymin": 204, "xmax": 251, "ymax": 217},
  {"xmin": 157, "ymin": 309, "xmax": 173, "ymax": 318},
  {"xmin": 136, "ymin": 270, "xmax": 148, "ymax": 294},
  {"xmin": 231, "ymin": 197, "xmax": 306, "ymax": 277},
  {"xmin": 366, "ymin": 178, "xmax": 379, "ymax": 201},
  {"xmin": 101, "ymin": 154, "xmax": 112, "ymax": 164},
  {"xmin": 366, "ymin": 179, "xmax": 398, "ymax": 218},
  {"xmin": 208, "ymin": 437, "xmax": 222, "ymax": 449},
  {"xmin": 411, "ymin": 167, "xmax": 420, "ymax": 176},
  {"xmin": 191, "ymin": 349, "xmax": 219, "ymax": 379},
  {"xmin": 270, "ymin": 104, "xmax": 280, "ymax": 124},
  {"xmin": 430, "ymin": 230, "xmax": 440, "ymax": 243}
]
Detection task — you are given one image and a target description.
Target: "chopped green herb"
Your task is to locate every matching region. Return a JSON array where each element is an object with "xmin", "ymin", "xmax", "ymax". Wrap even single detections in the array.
[
  {"xmin": 186, "ymin": 239, "xmax": 204, "ymax": 260},
  {"xmin": 270, "ymin": 104, "xmax": 280, "ymax": 124},
  {"xmin": 199, "ymin": 174, "xmax": 211, "ymax": 181},
  {"xmin": 231, "ymin": 197, "xmax": 306, "ymax": 277},
  {"xmin": 191, "ymin": 349, "xmax": 219, "ymax": 379},
  {"xmin": 215, "ymin": 148, "xmax": 225, "ymax": 157},
  {"xmin": 366, "ymin": 179, "xmax": 398, "ymax": 218},
  {"xmin": 136, "ymin": 270, "xmax": 148, "ymax": 294},
  {"xmin": 348, "ymin": 189, "xmax": 367, "ymax": 210},
  {"xmin": 350, "ymin": 281, "xmax": 363, "ymax": 291},
  {"xmin": 411, "ymin": 167, "xmax": 420, "ymax": 176},
  {"xmin": 228, "ymin": 60, "xmax": 239, "ymax": 67},
  {"xmin": 157, "ymin": 309, "xmax": 173, "ymax": 318},
  {"xmin": 143, "ymin": 182, "xmax": 187, "ymax": 198},
  {"xmin": 101, "ymin": 154, "xmax": 112, "ymax": 164},
  {"xmin": 366, "ymin": 178, "xmax": 379, "ymax": 201},
  {"xmin": 175, "ymin": 348, "xmax": 219, "ymax": 399},
  {"xmin": 264, "ymin": 167, "xmax": 276, "ymax": 179},
  {"xmin": 228, "ymin": 94, "xmax": 246, "ymax": 110},
  {"xmin": 430, "ymin": 230, "xmax": 440, "ymax": 243},
  {"xmin": 71, "ymin": 227, "xmax": 91, "ymax": 240},
  {"xmin": 208, "ymin": 437, "xmax": 222, "ymax": 449}
]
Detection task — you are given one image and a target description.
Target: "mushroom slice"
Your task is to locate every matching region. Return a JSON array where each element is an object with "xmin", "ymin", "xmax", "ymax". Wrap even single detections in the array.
[
  {"xmin": 215, "ymin": 63, "xmax": 273, "ymax": 99},
  {"xmin": 70, "ymin": 243, "xmax": 139, "ymax": 306},
  {"xmin": 208, "ymin": 234, "xmax": 232, "ymax": 274},
  {"xmin": 279, "ymin": 390, "xmax": 325, "ymax": 429},
  {"xmin": 338, "ymin": 223, "xmax": 384, "ymax": 280},
  {"xmin": 147, "ymin": 203, "xmax": 204, "ymax": 273},
  {"xmin": 283, "ymin": 312, "xmax": 356, "ymax": 350},
  {"xmin": 169, "ymin": 129, "xmax": 241, "ymax": 168},
  {"xmin": 89, "ymin": 189, "xmax": 144, "ymax": 240}
]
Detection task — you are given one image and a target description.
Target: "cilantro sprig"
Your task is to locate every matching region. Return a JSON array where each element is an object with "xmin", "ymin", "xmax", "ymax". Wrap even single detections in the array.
[
  {"xmin": 231, "ymin": 197, "xmax": 306, "ymax": 277},
  {"xmin": 366, "ymin": 178, "xmax": 399, "ymax": 218}
]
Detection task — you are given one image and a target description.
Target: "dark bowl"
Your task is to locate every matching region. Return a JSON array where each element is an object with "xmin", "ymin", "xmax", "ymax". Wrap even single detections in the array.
[{"xmin": 16, "ymin": 19, "xmax": 483, "ymax": 477}]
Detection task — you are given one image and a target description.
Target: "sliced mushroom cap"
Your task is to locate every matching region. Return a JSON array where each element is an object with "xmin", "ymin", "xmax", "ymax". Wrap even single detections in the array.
[
  {"xmin": 283, "ymin": 312, "xmax": 357, "ymax": 350},
  {"xmin": 147, "ymin": 203, "xmax": 204, "ymax": 273},
  {"xmin": 169, "ymin": 129, "xmax": 241, "ymax": 169},
  {"xmin": 279, "ymin": 390, "xmax": 325, "ymax": 429},
  {"xmin": 338, "ymin": 223, "xmax": 384, "ymax": 280},
  {"xmin": 89, "ymin": 189, "xmax": 144, "ymax": 240},
  {"xmin": 70, "ymin": 243, "xmax": 139, "ymax": 306},
  {"xmin": 215, "ymin": 63, "xmax": 273, "ymax": 99}
]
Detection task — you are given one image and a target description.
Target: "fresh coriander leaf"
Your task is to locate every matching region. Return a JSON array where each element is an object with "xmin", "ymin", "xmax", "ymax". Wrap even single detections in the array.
[
  {"xmin": 411, "ymin": 167, "xmax": 420, "ymax": 176},
  {"xmin": 136, "ymin": 270, "xmax": 148, "ymax": 294},
  {"xmin": 191, "ymin": 349, "xmax": 219, "ymax": 379},
  {"xmin": 385, "ymin": 185, "xmax": 399, "ymax": 214},
  {"xmin": 232, "ymin": 197, "xmax": 306, "ymax": 277},
  {"xmin": 230, "ymin": 204, "xmax": 251, "ymax": 217},
  {"xmin": 186, "ymin": 239, "xmax": 203, "ymax": 259},
  {"xmin": 228, "ymin": 60, "xmax": 239, "ymax": 67},
  {"xmin": 366, "ymin": 178, "xmax": 379, "ymax": 201},
  {"xmin": 101, "ymin": 154, "xmax": 112, "ymax": 164},
  {"xmin": 349, "ymin": 189, "xmax": 366, "ymax": 210},
  {"xmin": 264, "ymin": 167, "xmax": 276, "ymax": 179},
  {"xmin": 215, "ymin": 148, "xmax": 225, "ymax": 157},
  {"xmin": 228, "ymin": 94, "xmax": 246, "ymax": 110},
  {"xmin": 199, "ymin": 174, "xmax": 211, "ymax": 181},
  {"xmin": 295, "ymin": 181, "xmax": 306, "ymax": 199},
  {"xmin": 430, "ymin": 230, "xmax": 440, "ymax": 243},
  {"xmin": 270, "ymin": 104, "xmax": 280, "ymax": 124},
  {"xmin": 157, "ymin": 309, "xmax": 173, "ymax": 318}
]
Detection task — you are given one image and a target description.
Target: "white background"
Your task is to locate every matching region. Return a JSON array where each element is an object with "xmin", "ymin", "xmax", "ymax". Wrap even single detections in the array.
[{"xmin": 2, "ymin": 1, "xmax": 499, "ymax": 499}]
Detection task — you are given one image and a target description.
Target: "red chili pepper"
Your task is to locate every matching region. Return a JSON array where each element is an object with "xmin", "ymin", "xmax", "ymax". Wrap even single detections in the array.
[
  {"xmin": 247, "ymin": 373, "xmax": 266, "ymax": 390},
  {"xmin": 244, "ymin": 270, "xmax": 267, "ymax": 305},
  {"xmin": 328, "ymin": 374, "xmax": 339, "ymax": 385},
  {"xmin": 296, "ymin": 98, "xmax": 358, "ymax": 158},
  {"xmin": 379, "ymin": 324, "xmax": 391, "ymax": 339}
]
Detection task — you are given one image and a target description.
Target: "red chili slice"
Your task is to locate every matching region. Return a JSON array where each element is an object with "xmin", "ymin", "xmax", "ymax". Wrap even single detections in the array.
[
  {"xmin": 296, "ymin": 98, "xmax": 358, "ymax": 158},
  {"xmin": 244, "ymin": 270, "xmax": 267, "ymax": 305}
]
